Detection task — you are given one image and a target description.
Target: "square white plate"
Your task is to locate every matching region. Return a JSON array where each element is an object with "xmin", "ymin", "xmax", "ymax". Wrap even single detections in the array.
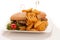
[{"xmin": 2, "ymin": 16, "xmax": 53, "ymax": 33}]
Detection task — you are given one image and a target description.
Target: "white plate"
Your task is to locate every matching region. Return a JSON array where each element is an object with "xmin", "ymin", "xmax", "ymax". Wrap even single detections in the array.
[{"xmin": 3, "ymin": 16, "xmax": 53, "ymax": 33}]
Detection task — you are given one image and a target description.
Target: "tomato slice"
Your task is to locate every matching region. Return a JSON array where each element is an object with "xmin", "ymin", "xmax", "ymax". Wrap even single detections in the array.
[{"xmin": 11, "ymin": 24, "xmax": 16, "ymax": 30}]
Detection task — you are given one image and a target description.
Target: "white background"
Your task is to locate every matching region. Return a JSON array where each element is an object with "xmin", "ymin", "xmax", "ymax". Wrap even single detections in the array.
[
  {"xmin": 0, "ymin": 0, "xmax": 60, "ymax": 40},
  {"xmin": 0, "ymin": 0, "xmax": 60, "ymax": 28}
]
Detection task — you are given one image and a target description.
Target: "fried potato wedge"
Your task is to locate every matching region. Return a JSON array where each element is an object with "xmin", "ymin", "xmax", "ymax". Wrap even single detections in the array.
[
  {"xmin": 34, "ymin": 20, "xmax": 42, "ymax": 28},
  {"xmin": 37, "ymin": 21, "xmax": 48, "ymax": 31}
]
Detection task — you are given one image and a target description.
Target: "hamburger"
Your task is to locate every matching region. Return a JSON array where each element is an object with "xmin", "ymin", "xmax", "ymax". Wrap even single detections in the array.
[
  {"xmin": 7, "ymin": 12, "xmax": 27, "ymax": 30},
  {"xmin": 10, "ymin": 13, "xmax": 26, "ymax": 24}
]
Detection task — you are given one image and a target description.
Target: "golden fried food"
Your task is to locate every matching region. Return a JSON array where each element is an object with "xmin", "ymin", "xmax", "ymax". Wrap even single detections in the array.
[
  {"xmin": 27, "ymin": 12, "xmax": 36, "ymax": 17},
  {"xmin": 36, "ymin": 21, "xmax": 48, "ymax": 31},
  {"xmin": 42, "ymin": 21, "xmax": 48, "ymax": 27},
  {"xmin": 32, "ymin": 9, "xmax": 40, "ymax": 15},
  {"xmin": 34, "ymin": 20, "xmax": 42, "ymax": 28},
  {"xmin": 26, "ymin": 20, "xmax": 32, "ymax": 25},
  {"xmin": 26, "ymin": 23, "xmax": 33, "ymax": 31},
  {"xmin": 30, "ymin": 28, "xmax": 37, "ymax": 31},
  {"xmin": 27, "ymin": 8, "xmax": 32, "ymax": 12},
  {"xmin": 20, "ymin": 8, "xmax": 48, "ymax": 31},
  {"xmin": 22, "ymin": 10, "xmax": 27, "ymax": 13},
  {"xmin": 19, "ymin": 26, "xmax": 26, "ymax": 30},
  {"xmin": 22, "ymin": 8, "xmax": 32, "ymax": 13},
  {"xmin": 26, "ymin": 13, "xmax": 38, "ymax": 22},
  {"xmin": 28, "ymin": 17, "xmax": 38, "ymax": 22}
]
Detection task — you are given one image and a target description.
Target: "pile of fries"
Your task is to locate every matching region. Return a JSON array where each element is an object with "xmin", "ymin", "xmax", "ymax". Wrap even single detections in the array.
[{"xmin": 21, "ymin": 8, "xmax": 48, "ymax": 31}]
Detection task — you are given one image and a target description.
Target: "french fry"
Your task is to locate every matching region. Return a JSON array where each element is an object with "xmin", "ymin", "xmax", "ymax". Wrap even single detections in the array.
[
  {"xmin": 22, "ymin": 8, "xmax": 33, "ymax": 13},
  {"xmin": 19, "ymin": 26, "xmax": 26, "ymax": 30},
  {"xmin": 26, "ymin": 13, "xmax": 38, "ymax": 22},
  {"xmin": 22, "ymin": 10, "xmax": 27, "ymax": 12},
  {"xmin": 26, "ymin": 20, "xmax": 32, "ymax": 25},
  {"xmin": 32, "ymin": 9, "xmax": 40, "ymax": 15},
  {"xmin": 27, "ymin": 8, "xmax": 32, "ymax": 12},
  {"xmin": 26, "ymin": 23, "xmax": 33, "ymax": 31},
  {"xmin": 29, "ymin": 17, "xmax": 38, "ymax": 22},
  {"xmin": 30, "ymin": 28, "xmax": 37, "ymax": 31}
]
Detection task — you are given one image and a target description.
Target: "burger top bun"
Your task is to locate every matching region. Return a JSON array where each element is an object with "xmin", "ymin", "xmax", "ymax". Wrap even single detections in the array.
[
  {"xmin": 10, "ymin": 12, "xmax": 26, "ymax": 20},
  {"xmin": 37, "ymin": 11, "xmax": 46, "ymax": 19}
]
